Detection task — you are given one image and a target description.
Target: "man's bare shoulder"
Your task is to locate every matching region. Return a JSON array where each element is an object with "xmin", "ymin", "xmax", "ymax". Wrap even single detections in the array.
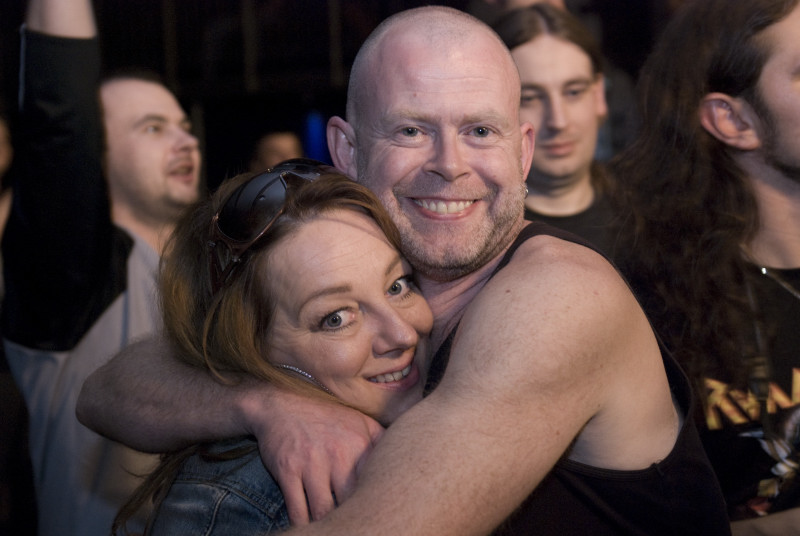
[
  {"xmin": 450, "ymin": 232, "xmax": 651, "ymax": 394},
  {"xmin": 444, "ymin": 233, "xmax": 673, "ymax": 469},
  {"xmin": 490, "ymin": 233, "xmax": 627, "ymax": 302},
  {"xmin": 514, "ymin": 231, "xmax": 613, "ymax": 265}
]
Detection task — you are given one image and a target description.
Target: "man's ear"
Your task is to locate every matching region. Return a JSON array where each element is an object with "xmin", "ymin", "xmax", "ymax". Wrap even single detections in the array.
[
  {"xmin": 699, "ymin": 93, "xmax": 761, "ymax": 150},
  {"xmin": 327, "ymin": 116, "xmax": 358, "ymax": 178},
  {"xmin": 593, "ymin": 73, "xmax": 609, "ymax": 122},
  {"xmin": 520, "ymin": 121, "xmax": 535, "ymax": 179}
]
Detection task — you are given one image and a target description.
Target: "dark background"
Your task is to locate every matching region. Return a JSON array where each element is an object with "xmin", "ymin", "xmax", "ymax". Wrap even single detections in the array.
[{"xmin": 0, "ymin": 0, "xmax": 677, "ymax": 190}]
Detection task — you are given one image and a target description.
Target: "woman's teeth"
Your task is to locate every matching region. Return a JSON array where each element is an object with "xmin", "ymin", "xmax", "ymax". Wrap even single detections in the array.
[{"xmin": 369, "ymin": 363, "xmax": 412, "ymax": 383}]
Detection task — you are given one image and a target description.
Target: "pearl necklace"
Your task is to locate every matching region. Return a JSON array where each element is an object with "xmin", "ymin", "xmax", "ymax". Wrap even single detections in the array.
[{"xmin": 759, "ymin": 267, "xmax": 800, "ymax": 301}]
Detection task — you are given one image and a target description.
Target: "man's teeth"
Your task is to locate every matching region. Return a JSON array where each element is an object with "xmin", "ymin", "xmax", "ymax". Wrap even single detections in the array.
[
  {"xmin": 415, "ymin": 199, "xmax": 473, "ymax": 214},
  {"xmin": 369, "ymin": 364, "xmax": 412, "ymax": 383}
]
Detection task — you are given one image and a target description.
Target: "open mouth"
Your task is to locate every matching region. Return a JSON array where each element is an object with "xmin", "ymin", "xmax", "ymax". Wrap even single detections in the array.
[{"xmin": 168, "ymin": 160, "xmax": 196, "ymax": 181}]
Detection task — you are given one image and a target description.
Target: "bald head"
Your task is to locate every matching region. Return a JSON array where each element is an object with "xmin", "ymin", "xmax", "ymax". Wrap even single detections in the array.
[
  {"xmin": 326, "ymin": 5, "xmax": 533, "ymax": 281},
  {"xmin": 346, "ymin": 6, "xmax": 520, "ymax": 130}
]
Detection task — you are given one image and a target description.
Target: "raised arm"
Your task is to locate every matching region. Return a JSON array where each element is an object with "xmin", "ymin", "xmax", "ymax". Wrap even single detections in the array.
[
  {"xmin": 76, "ymin": 335, "xmax": 385, "ymax": 524},
  {"xmin": 26, "ymin": 0, "xmax": 95, "ymax": 37},
  {"xmin": 3, "ymin": 0, "xmax": 113, "ymax": 351},
  {"xmin": 285, "ymin": 237, "xmax": 671, "ymax": 535},
  {"xmin": 731, "ymin": 508, "xmax": 800, "ymax": 536}
]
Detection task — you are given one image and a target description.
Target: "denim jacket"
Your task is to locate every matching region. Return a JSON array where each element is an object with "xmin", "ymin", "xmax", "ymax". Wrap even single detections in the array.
[{"xmin": 148, "ymin": 437, "xmax": 290, "ymax": 535}]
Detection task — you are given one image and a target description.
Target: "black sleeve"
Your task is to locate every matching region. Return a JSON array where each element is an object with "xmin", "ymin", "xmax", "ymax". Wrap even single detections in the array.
[{"xmin": 2, "ymin": 29, "xmax": 129, "ymax": 351}]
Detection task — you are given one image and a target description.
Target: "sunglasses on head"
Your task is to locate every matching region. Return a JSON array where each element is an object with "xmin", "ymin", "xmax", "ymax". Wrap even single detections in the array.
[{"xmin": 207, "ymin": 158, "xmax": 336, "ymax": 295}]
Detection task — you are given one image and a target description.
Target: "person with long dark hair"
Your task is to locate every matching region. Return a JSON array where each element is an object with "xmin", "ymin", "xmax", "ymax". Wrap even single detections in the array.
[{"xmin": 612, "ymin": 1, "xmax": 800, "ymax": 532}]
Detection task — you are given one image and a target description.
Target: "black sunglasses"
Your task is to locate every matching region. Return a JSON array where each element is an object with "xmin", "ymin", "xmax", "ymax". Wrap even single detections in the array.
[{"xmin": 207, "ymin": 158, "xmax": 336, "ymax": 295}]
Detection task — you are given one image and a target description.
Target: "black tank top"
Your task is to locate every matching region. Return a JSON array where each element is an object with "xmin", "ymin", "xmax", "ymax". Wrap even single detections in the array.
[{"xmin": 426, "ymin": 222, "xmax": 731, "ymax": 535}]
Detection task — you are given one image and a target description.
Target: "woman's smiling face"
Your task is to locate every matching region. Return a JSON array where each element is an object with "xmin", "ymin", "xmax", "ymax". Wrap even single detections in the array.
[{"xmin": 266, "ymin": 208, "xmax": 433, "ymax": 425}]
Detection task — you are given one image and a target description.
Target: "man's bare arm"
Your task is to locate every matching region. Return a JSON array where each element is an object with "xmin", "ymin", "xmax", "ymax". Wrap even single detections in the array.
[
  {"xmin": 26, "ymin": 0, "xmax": 95, "ymax": 37},
  {"xmin": 284, "ymin": 238, "xmax": 670, "ymax": 535},
  {"xmin": 77, "ymin": 336, "xmax": 248, "ymax": 451},
  {"xmin": 76, "ymin": 335, "xmax": 385, "ymax": 523}
]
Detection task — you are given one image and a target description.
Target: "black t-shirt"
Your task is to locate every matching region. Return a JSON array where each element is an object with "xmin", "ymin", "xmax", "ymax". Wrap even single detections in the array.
[
  {"xmin": 699, "ymin": 265, "xmax": 800, "ymax": 519},
  {"xmin": 524, "ymin": 194, "xmax": 616, "ymax": 257}
]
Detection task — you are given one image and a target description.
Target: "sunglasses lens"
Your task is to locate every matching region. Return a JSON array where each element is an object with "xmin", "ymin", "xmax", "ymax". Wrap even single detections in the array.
[
  {"xmin": 217, "ymin": 174, "xmax": 287, "ymax": 242},
  {"xmin": 216, "ymin": 159, "xmax": 332, "ymax": 243},
  {"xmin": 208, "ymin": 158, "xmax": 335, "ymax": 295},
  {"xmin": 273, "ymin": 158, "xmax": 340, "ymax": 183}
]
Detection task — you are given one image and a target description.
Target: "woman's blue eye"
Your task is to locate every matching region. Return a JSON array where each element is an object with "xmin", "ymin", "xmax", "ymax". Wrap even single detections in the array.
[
  {"xmin": 323, "ymin": 313, "xmax": 343, "ymax": 329},
  {"xmin": 389, "ymin": 276, "xmax": 414, "ymax": 296},
  {"xmin": 389, "ymin": 280, "xmax": 405, "ymax": 295}
]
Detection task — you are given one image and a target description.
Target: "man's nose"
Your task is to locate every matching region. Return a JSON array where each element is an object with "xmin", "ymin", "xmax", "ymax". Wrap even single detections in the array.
[{"xmin": 426, "ymin": 131, "xmax": 470, "ymax": 182}]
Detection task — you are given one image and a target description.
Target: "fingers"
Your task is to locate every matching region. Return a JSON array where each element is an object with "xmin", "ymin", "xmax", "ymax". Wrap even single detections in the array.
[
  {"xmin": 280, "ymin": 470, "xmax": 311, "ymax": 526},
  {"xmin": 265, "ymin": 443, "xmax": 339, "ymax": 524},
  {"xmin": 251, "ymin": 393, "xmax": 384, "ymax": 525},
  {"xmin": 305, "ymin": 466, "xmax": 338, "ymax": 522},
  {"xmin": 270, "ymin": 438, "xmax": 353, "ymax": 524},
  {"xmin": 332, "ymin": 418, "xmax": 384, "ymax": 504}
]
